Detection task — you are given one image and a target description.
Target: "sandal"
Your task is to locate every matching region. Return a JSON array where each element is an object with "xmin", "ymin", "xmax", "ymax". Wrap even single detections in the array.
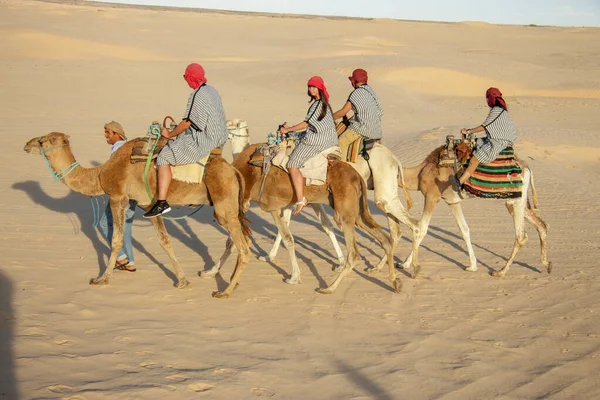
[
  {"xmin": 293, "ymin": 197, "xmax": 308, "ymax": 215},
  {"xmin": 114, "ymin": 260, "xmax": 136, "ymax": 272}
]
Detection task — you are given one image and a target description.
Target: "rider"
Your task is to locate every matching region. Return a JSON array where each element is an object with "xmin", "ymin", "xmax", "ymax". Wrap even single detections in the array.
[
  {"xmin": 457, "ymin": 87, "xmax": 517, "ymax": 187},
  {"xmin": 333, "ymin": 68, "xmax": 383, "ymax": 153},
  {"xmin": 99, "ymin": 121, "xmax": 137, "ymax": 271},
  {"xmin": 144, "ymin": 63, "xmax": 228, "ymax": 218},
  {"xmin": 279, "ymin": 76, "xmax": 338, "ymax": 215}
]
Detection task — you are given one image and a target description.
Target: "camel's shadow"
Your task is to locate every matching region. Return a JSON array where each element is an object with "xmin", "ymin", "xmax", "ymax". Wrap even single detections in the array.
[{"xmin": 11, "ymin": 180, "xmax": 245, "ymax": 284}]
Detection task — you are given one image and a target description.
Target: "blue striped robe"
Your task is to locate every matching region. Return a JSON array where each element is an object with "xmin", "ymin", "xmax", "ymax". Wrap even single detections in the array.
[{"xmin": 157, "ymin": 84, "xmax": 228, "ymax": 166}]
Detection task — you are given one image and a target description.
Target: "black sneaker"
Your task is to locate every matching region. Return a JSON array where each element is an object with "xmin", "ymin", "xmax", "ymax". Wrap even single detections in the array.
[{"xmin": 143, "ymin": 200, "xmax": 171, "ymax": 218}]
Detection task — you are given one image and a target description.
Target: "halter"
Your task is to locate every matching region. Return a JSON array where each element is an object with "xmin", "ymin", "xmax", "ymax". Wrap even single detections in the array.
[
  {"xmin": 227, "ymin": 124, "xmax": 249, "ymax": 139},
  {"xmin": 38, "ymin": 136, "xmax": 80, "ymax": 181}
]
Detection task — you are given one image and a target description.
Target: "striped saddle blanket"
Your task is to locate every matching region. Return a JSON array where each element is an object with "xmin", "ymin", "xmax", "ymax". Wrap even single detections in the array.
[{"xmin": 462, "ymin": 147, "xmax": 523, "ymax": 199}]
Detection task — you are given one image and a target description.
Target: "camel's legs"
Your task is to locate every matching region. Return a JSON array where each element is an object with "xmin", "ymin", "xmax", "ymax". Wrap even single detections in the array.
[
  {"xmin": 312, "ymin": 204, "xmax": 346, "ymax": 268},
  {"xmin": 401, "ymin": 195, "xmax": 439, "ymax": 277},
  {"xmin": 199, "ymin": 237, "xmax": 234, "ymax": 278},
  {"xmin": 448, "ymin": 202, "xmax": 478, "ymax": 272},
  {"xmin": 317, "ymin": 221, "xmax": 360, "ymax": 294},
  {"xmin": 262, "ymin": 204, "xmax": 346, "ymax": 268},
  {"xmin": 525, "ymin": 206, "xmax": 552, "ymax": 273},
  {"xmin": 368, "ymin": 217, "xmax": 401, "ymax": 273},
  {"xmin": 148, "ymin": 214, "xmax": 190, "ymax": 288},
  {"xmin": 492, "ymin": 199, "xmax": 528, "ymax": 277},
  {"xmin": 259, "ymin": 207, "xmax": 292, "ymax": 262},
  {"xmin": 212, "ymin": 208, "xmax": 251, "ymax": 298},
  {"xmin": 268, "ymin": 210, "xmax": 303, "ymax": 285},
  {"xmin": 90, "ymin": 197, "xmax": 127, "ymax": 286}
]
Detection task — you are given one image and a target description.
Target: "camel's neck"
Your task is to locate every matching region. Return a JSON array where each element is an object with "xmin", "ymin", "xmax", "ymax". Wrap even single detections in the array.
[
  {"xmin": 45, "ymin": 147, "xmax": 105, "ymax": 196},
  {"xmin": 402, "ymin": 162, "xmax": 426, "ymax": 191}
]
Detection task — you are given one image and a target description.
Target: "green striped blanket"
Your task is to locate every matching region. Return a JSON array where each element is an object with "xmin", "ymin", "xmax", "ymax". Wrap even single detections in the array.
[{"xmin": 463, "ymin": 147, "xmax": 523, "ymax": 199}]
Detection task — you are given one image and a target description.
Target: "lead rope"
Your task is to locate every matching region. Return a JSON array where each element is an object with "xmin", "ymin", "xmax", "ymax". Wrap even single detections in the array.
[{"xmin": 143, "ymin": 120, "xmax": 204, "ymax": 220}]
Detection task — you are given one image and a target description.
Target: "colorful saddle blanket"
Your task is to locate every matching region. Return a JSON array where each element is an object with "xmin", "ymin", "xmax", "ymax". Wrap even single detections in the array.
[{"xmin": 463, "ymin": 147, "xmax": 523, "ymax": 199}]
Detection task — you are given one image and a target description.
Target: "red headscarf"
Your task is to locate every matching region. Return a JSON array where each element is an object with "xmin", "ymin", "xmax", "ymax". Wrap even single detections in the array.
[
  {"xmin": 349, "ymin": 68, "xmax": 368, "ymax": 84},
  {"xmin": 486, "ymin": 87, "xmax": 507, "ymax": 109},
  {"xmin": 307, "ymin": 76, "xmax": 330, "ymax": 101},
  {"xmin": 184, "ymin": 63, "xmax": 207, "ymax": 89}
]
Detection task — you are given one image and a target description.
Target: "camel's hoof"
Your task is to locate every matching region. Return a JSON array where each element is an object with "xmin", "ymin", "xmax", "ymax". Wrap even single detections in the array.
[
  {"xmin": 333, "ymin": 265, "xmax": 343, "ymax": 272},
  {"xmin": 364, "ymin": 267, "xmax": 379, "ymax": 275},
  {"xmin": 284, "ymin": 276, "xmax": 302, "ymax": 285},
  {"xmin": 465, "ymin": 266, "xmax": 478, "ymax": 272},
  {"xmin": 316, "ymin": 287, "xmax": 333, "ymax": 295},
  {"xmin": 398, "ymin": 262, "xmax": 411, "ymax": 270},
  {"xmin": 412, "ymin": 266, "xmax": 421, "ymax": 279},
  {"xmin": 212, "ymin": 291, "xmax": 230, "ymax": 299},
  {"xmin": 175, "ymin": 278, "xmax": 190, "ymax": 289},
  {"xmin": 547, "ymin": 262, "xmax": 553, "ymax": 274},
  {"xmin": 258, "ymin": 255, "xmax": 274, "ymax": 262},
  {"xmin": 198, "ymin": 270, "xmax": 217, "ymax": 279},
  {"xmin": 491, "ymin": 270, "xmax": 506, "ymax": 278},
  {"xmin": 89, "ymin": 277, "xmax": 109, "ymax": 286},
  {"xmin": 393, "ymin": 278, "xmax": 402, "ymax": 293}
]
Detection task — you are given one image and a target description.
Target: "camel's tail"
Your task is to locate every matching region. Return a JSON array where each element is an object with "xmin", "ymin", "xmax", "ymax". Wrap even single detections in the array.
[
  {"xmin": 527, "ymin": 166, "xmax": 539, "ymax": 210},
  {"xmin": 390, "ymin": 152, "xmax": 413, "ymax": 210},
  {"xmin": 234, "ymin": 167, "xmax": 252, "ymax": 237},
  {"xmin": 358, "ymin": 175, "xmax": 380, "ymax": 230}
]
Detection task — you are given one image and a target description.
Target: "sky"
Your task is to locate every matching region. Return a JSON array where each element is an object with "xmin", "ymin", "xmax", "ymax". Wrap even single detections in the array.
[{"xmin": 89, "ymin": 0, "xmax": 600, "ymax": 27}]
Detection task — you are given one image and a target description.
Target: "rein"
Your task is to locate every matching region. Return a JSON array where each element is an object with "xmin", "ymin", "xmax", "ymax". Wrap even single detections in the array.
[
  {"xmin": 228, "ymin": 125, "xmax": 249, "ymax": 139},
  {"xmin": 38, "ymin": 137, "xmax": 80, "ymax": 181}
]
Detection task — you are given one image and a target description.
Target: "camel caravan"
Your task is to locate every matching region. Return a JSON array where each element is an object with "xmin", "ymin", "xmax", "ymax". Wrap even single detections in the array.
[{"xmin": 23, "ymin": 64, "xmax": 552, "ymax": 298}]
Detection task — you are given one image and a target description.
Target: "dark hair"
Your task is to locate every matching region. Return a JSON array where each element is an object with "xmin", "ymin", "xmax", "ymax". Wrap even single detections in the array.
[
  {"xmin": 495, "ymin": 98, "xmax": 508, "ymax": 111},
  {"xmin": 307, "ymin": 88, "xmax": 331, "ymax": 121}
]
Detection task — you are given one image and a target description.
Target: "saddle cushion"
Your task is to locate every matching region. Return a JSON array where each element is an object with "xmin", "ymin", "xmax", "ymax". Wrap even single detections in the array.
[{"xmin": 462, "ymin": 147, "xmax": 523, "ymax": 199}]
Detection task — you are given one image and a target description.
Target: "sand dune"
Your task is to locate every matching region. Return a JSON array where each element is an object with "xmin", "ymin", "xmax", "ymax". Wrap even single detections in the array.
[{"xmin": 1, "ymin": 0, "xmax": 600, "ymax": 399}]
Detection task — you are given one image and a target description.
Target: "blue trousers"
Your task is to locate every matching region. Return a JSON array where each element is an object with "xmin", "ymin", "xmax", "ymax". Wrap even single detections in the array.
[{"xmin": 98, "ymin": 198, "xmax": 137, "ymax": 265}]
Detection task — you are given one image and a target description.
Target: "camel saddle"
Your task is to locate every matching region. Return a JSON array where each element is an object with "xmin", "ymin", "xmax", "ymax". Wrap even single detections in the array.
[
  {"xmin": 130, "ymin": 137, "xmax": 222, "ymax": 164},
  {"xmin": 336, "ymin": 121, "xmax": 380, "ymax": 163}
]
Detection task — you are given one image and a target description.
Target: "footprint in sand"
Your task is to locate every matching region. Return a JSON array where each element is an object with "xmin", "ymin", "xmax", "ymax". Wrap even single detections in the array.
[
  {"xmin": 114, "ymin": 336, "xmax": 134, "ymax": 343},
  {"xmin": 166, "ymin": 374, "xmax": 188, "ymax": 382},
  {"xmin": 62, "ymin": 353, "xmax": 78, "ymax": 359},
  {"xmin": 55, "ymin": 339, "xmax": 72, "ymax": 346},
  {"xmin": 22, "ymin": 327, "xmax": 46, "ymax": 337},
  {"xmin": 212, "ymin": 368, "xmax": 237, "ymax": 377},
  {"xmin": 188, "ymin": 383, "xmax": 213, "ymax": 392},
  {"xmin": 116, "ymin": 364, "xmax": 139, "ymax": 373},
  {"xmin": 140, "ymin": 362, "xmax": 162, "ymax": 369},
  {"xmin": 61, "ymin": 395, "xmax": 88, "ymax": 400},
  {"xmin": 47, "ymin": 384, "xmax": 72, "ymax": 394},
  {"xmin": 251, "ymin": 387, "xmax": 275, "ymax": 397}
]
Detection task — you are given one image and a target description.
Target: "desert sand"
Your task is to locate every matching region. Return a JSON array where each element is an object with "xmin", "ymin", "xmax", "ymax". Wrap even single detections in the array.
[{"xmin": 1, "ymin": 0, "xmax": 600, "ymax": 398}]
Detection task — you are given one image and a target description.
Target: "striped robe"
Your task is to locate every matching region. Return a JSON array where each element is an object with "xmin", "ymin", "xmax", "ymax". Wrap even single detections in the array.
[
  {"xmin": 287, "ymin": 100, "xmax": 338, "ymax": 168},
  {"xmin": 473, "ymin": 106, "xmax": 518, "ymax": 164},
  {"xmin": 347, "ymin": 84, "xmax": 383, "ymax": 139},
  {"xmin": 157, "ymin": 84, "xmax": 228, "ymax": 166}
]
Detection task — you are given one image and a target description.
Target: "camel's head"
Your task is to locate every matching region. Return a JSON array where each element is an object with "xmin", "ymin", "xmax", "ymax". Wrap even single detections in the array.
[
  {"xmin": 24, "ymin": 132, "xmax": 71, "ymax": 155},
  {"xmin": 227, "ymin": 119, "xmax": 250, "ymax": 159}
]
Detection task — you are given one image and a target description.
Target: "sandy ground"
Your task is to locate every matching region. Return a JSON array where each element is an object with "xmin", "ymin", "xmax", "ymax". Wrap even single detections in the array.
[{"xmin": 1, "ymin": 0, "xmax": 600, "ymax": 398}]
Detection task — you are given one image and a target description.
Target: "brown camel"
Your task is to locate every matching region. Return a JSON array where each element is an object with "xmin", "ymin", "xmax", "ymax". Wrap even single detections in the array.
[
  {"xmin": 200, "ymin": 143, "xmax": 401, "ymax": 294},
  {"xmin": 24, "ymin": 132, "xmax": 251, "ymax": 298},
  {"xmin": 397, "ymin": 146, "xmax": 551, "ymax": 277}
]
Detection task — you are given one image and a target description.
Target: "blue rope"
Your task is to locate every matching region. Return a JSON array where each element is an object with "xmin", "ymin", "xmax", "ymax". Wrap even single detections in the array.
[{"xmin": 38, "ymin": 137, "xmax": 79, "ymax": 181}]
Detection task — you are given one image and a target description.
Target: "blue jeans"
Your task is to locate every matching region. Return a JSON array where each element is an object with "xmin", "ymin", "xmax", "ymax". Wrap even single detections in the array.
[{"xmin": 98, "ymin": 198, "xmax": 137, "ymax": 266}]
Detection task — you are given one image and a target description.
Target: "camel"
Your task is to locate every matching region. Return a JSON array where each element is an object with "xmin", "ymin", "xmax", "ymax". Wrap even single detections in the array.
[
  {"xmin": 24, "ymin": 132, "xmax": 251, "ymax": 298},
  {"xmin": 200, "ymin": 143, "xmax": 402, "ymax": 294},
  {"xmin": 227, "ymin": 130, "xmax": 419, "ymax": 272},
  {"xmin": 395, "ymin": 146, "xmax": 551, "ymax": 277}
]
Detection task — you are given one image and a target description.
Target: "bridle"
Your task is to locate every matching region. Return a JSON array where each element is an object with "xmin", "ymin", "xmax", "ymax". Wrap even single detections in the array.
[
  {"xmin": 38, "ymin": 136, "xmax": 79, "ymax": 181},
  {"xmin": 227, "ymin": 124, "xmax": 249, "ymax": 139}
]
